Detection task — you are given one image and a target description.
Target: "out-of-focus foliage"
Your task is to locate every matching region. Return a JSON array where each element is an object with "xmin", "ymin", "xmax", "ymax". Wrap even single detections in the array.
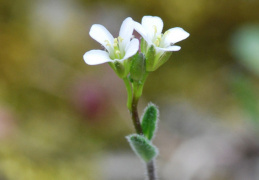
[
  {"xmin": 230, "ymin": 24, "xmax": 259, "ymax": 133},
  {"xmin": 1, "ymin": 0, "xmax": 259, "ymax": 179},
  {"xmin": 231, "ymin": 74, "xmax": 259, "ymax": 127},
  {"xmin": 231, "ymin": 25, "xmax": 259, "ymax": 76}
]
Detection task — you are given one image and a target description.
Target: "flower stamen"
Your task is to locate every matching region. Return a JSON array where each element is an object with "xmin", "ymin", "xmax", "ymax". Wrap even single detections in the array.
[
  {"xmin": 113, "ymin": 38, "xmax": 119, "ymax": 51},
  {"xmin": 118, "ymin": 36, "xmax": 124, "ymax": 42},
  {"xmin": 154, "ymin": 34, "xmax": 162, "ymax": 47},
  {"xmin": 153, "ymin": 25, "xmax": 157, "ymax": 34},
  {"xmin": 154, "ymin": 39, "xmax": 160, "ymax": 47},
  {"xmin": 105, "ymin": 40, "xmax": 111, "ymax": 47}
]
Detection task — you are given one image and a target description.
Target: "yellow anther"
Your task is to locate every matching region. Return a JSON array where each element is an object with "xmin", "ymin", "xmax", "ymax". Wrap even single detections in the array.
[
  {"xmin": 105, "ymin": 40, "xmax": 111, "ymax": 46},
  {"xmin": 118, "ymin": 36, "xmax": 123, "ymax": 42},
  {"xmin": 114, "ymin": 38, "xmax": 118, "ymax": 44},
  {"xmin": 154, "ymin": 39, "xmax": 160, "ymax": 47},
  {"xmin": 153, "ymin": 25, "xmax": 157, "ymax": 34},
  {"xmin": 113, "ymin": 42, "xmax": 118, "ymax": 47},
  {"xmin": 164, "ymin": 31, "xmax": 169, "ymax": 36},
  {"xmin": 157, "ymin": 34, "xmax": 162, "ymax": 40},
  {"xmin": 115, "ymin": 50, "xmax": 121, "ymax": 55}
]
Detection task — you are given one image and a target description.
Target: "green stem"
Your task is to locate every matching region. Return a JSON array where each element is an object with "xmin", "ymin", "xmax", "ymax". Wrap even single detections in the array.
[
  {"xmin": 123, "ymin": 73, "xmax": 157, "ymax": 180},
  {"xmin": 123, "ymin": 77, "xmax": 132, "ymax": 111},
  {"xmin": 130, "ymin": 73, "xmax": 149, "ymax": 134},
  {"xmin": 126, "ymin": 73, "xmax": 157, "ymax": 180}
]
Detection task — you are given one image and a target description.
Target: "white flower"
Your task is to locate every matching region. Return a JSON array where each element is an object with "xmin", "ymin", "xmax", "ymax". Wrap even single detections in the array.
[
  {"xmin": 83, "ymin": 17, "xmax": 139, "ymax": 66},
  {"xmin": 133, "ymin": 15, "xmax": 189, "ymax": 71},
  {"xmin": 134, "ymin": 16, "xmax": 189, "ymax": 53}
]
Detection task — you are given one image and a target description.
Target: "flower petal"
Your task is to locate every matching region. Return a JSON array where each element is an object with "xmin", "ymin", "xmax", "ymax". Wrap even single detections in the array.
[
  {"xmin": 164, "ymin": 27, "xmax": 190, "ymax": 44},
  {"xmin": 142, "ymin": 16, "xmax": 163, "ymax": 40},
  {"xmin": 121, "ymin": 38, "xmax": 139, "ymax": 60},
  {"xmin": 119, "ymin": 17, "xmax": 134, "ymax": 48},
  {"xmin": 83, "ymin": 50, "xmax": 112, "ymax": 65},
  {"xmin": 89, "ymin": 24, "xmax": 114, "ymax": 51},
  {"xmin": 134, "ymin": 21, "xmax": 151, "ymax": 44},
  {"xmin": 156, "ymin": 45, "xmax": 181, "ymax": 52}
]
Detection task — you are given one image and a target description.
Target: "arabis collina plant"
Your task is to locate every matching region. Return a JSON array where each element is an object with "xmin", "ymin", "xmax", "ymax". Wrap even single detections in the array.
[{"xmin": 83, "ymin": 15, "xmax": 189, "ymax": 180}]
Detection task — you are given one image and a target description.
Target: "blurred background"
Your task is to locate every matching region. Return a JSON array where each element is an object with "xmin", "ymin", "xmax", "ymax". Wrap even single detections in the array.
[{"xmin": 1, "ymin": 0, "xmax": 259, "ymax": 179}]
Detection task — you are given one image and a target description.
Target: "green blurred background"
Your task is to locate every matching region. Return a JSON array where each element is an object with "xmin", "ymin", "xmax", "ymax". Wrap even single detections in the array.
[{"xmin": 1, "ymin": 0, "xmax": 259, "ymax": 179}]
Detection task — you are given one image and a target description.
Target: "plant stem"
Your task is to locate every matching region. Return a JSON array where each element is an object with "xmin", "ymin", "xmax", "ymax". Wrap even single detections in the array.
[
  {"xmin": 128, "ymin": 73, "xmax": 157, "ymax": 180},
  {"xmin": 123, "ymin": 77, "xmax": 132, "ymax": 111},
  {"xmin": 131, "ymin": 93, "xmax": 143, "ymax": 134},
  {"xmin": 147, "ymin": 160, "xmax": 156, "ymax": 180}
]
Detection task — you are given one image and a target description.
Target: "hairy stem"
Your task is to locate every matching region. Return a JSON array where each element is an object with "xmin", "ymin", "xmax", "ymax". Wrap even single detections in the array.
[
  {"xmin": 131, "ymin": 94, "xmax": 143, "ymax": 135},
  {"xmin": 128, "ymin": 73, "xmax": 157, "ymax": 180},
  {"xmin": 147, "ymin": 160, "xmax": 156, "ymax": 180}
]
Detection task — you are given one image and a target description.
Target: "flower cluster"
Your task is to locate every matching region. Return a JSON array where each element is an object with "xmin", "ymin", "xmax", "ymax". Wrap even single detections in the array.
[{"xmin": 83, "ymin": 16, "xmax": 189, "ymax": 78}]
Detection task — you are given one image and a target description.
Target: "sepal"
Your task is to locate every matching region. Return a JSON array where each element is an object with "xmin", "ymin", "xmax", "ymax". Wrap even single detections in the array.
[
  {"xmin": 140, "ymin": 38, "xmax": 147, "ymax": 54},
  {"xmin": 145, "ymin": 45, "xmax": 156, "ymax": 72},
  {"xmin": 154, "ymin": 51, "xmax": 172, "ymax": 71},
  {"xmin": 109, "ymin": 60, "xmax": 130, "ymax": 78}
]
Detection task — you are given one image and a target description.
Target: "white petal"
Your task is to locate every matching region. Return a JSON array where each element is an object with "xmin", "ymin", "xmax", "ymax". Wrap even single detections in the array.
[
  {"xmin": 164, "ymin": 27, "xmax": 190, "ymax": 44},
  {"xmin": 142, "ymin": 16, "xmax": 163, "ymax": 40},
  {"xmin": 89, "ymin": 24, "xmax": 114, "ymax": 51},
  {"xmin": 156, "ymin": 45, "xmax": 181, "ymax": 52},
  {"xmin": 83, "ymin": 50, "xmax": 112, "ymax": 65},
  {"xmin": 133, "ymin": 21, "xmax": 151, "ymax": 44},
  {"xmin": 119, "ymin": 17, "xmax": 134, "ymax": 47},
  {"xmin": 121, "ymin": 38, "xmax": 139, "ymax": 61}
]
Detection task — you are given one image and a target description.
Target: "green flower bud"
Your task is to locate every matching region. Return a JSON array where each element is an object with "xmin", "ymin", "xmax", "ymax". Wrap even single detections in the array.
[{"xmin": 130, "ymin": 53, "xmax": 146, "ymax": 81}]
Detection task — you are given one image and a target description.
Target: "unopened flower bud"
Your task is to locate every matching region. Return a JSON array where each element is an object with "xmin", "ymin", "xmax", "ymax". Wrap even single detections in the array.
[{"xmin": 130, "ymin": 53, "xmax": 146, "ymax": 81}]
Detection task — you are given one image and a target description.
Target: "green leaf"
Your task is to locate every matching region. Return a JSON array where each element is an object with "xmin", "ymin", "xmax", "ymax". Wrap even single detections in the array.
[
  {"xmin": 126, "ymin": 134, "xmax": 158, "ymax": 162},
  {"xmin": 231, "ymin": 73, "xmax": 259, "ymax": 125},
  {"xmin": 145, "ymin": 45, "xmax": 156, "ymax": 71},
  {"xmin": 141, "ymin": 103, "xmax": 159, "ymax": 140},
  {"xmin": 130, "ymin": 53, "xmax": 146, "ymax": 81}
]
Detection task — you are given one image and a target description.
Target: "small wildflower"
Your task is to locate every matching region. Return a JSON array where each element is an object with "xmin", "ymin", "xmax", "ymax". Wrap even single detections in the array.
[
  {"xmin": 83, "ymin": 17, "xmax": 139, "ymax": 78},
  {"xmin": 134, "ymin": 16, "xmax": 190, "ymax": 71}
]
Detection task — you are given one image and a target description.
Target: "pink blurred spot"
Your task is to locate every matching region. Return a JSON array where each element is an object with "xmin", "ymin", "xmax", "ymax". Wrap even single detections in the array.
[
  {"xmin": 0, "ymin": 108, "xmax": 16, "ymax": 139},
  {"xmin": 71, "ymin": 81, "xmax": 110, "ymax": 122}
]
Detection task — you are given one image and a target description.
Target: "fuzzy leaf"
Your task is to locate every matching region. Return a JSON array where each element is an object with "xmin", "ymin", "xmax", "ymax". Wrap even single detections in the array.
[
  {"xmin": 141, "ymin": 103, "xmax": 159, "ymax": 140},
  {"xmin": 126, "ymin": 134, "xmax": 158, "ymax": 162}
]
